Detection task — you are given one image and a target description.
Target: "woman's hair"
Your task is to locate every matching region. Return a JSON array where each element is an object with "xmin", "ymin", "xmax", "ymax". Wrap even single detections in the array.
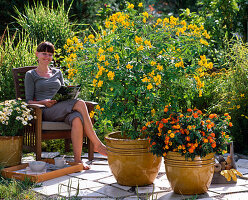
[{"xmin": 36, "ymin": 41, "xmax": 55, "ymax": 54}]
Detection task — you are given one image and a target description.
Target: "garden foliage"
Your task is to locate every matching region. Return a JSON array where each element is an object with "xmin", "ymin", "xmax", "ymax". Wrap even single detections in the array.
[
  {"xmin": 214, "ymin": 39, "xmax": 248, "ymax": 152},
  {"xmin": 14, "ymin": 1, "xmax": 74, "ymax": 49},
  {"xmin": 0, "ymin": 29, "xmax": 37, "ymax": 101}
]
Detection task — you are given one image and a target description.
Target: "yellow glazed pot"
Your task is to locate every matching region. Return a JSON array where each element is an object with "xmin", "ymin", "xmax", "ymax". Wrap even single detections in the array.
[
  {"xmin": 0, "ymin": 136, "xmax": 23, "ymax": 167},
  {"xmin": 164, "ymin": 152, "xmax": 215, "ymax": 195},
  {"xmin": 105, "ymin": 132, "xmax": 162, "ymax": 186}
]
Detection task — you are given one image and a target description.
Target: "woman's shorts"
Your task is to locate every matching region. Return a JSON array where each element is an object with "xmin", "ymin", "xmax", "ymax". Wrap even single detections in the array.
[{"xmin": 42, "ymin": 99, "xmax": 83, "ymax": 126}]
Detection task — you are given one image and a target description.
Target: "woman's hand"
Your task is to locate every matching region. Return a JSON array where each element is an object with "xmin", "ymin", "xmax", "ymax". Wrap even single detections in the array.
[{"xmin": 42, "ymin": 99, "xmax": 57, "ymax": 107}]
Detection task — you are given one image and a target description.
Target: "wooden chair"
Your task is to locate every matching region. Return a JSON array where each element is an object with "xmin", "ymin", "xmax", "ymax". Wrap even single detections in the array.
[{"xmin": 12, "ymin": 66, "xmax": 95, "ymax": 161}]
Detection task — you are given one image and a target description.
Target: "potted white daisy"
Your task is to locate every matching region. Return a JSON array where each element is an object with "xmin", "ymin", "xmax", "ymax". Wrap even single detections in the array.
[{"xmin": 0, "ymin": 98, "xmax": 34, "ymax": 167}]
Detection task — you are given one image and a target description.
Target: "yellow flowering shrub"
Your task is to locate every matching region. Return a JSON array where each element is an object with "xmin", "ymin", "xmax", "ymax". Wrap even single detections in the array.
[{"xmin": 63, "ymin": 4, "xmax": 213, "ymax": 139}]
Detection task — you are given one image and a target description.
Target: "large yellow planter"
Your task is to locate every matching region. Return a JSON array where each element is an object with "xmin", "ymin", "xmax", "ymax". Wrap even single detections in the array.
[
  {"xmin": 164, "ymin": 152, "xmax": 215, "ymax": 195},
  {"xmin": 105, "ymin": 132, "xmax": 162, "ymax": 186},
  {"xmin": 0, "ymin": 136, "xmax": 23, "ymax": 167}
]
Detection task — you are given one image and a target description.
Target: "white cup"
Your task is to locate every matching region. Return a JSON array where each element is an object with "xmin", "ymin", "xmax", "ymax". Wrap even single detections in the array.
[{"xmin": 54, "ymin": 157, "xmax": 66, "ymax": 168}]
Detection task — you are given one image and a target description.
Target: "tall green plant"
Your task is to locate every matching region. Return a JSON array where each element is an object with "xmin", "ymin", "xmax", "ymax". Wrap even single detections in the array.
[
  {"xmin": 215, "ymin": 38, "xmax": 248, "ymax": 153},
  {"xmin": 197, "ymin": 0, "xmax": 239, "ymax": 46},
  {"xmin": 205, "ymin": 38, "xmax": 248, "ymax": 153},
  {"xmin": 0, "ymin": 28, "xmax": 37, "ymax": 101},
  {"xmin": 14, "ymin": 1, "xmax": 74, "ymax": 49}
]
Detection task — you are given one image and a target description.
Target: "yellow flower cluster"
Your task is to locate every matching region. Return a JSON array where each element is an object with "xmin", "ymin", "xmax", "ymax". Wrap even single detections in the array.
[
  {"xmin": 89, "ymin": 111, "xmax": 95, "ymax": 118},
  {"xmin": 107, "ymin": 71, "xmax": 115, "ymax": 80},
  {"xmin": 68, "ymin": 68, "xmax": 78, "ymax": 80},
  {"xmin": 64, "ymin": 37, "xmax": 83, "ymax": 53},
  {"xmin": 198, "ymin": 55, "xmax": 212, "ymax": 68},
  {"xmin": 142, "ymin": 12, "xmax": 149, "ymax": 18},
  {"xmin": 194, "ymin": 75, "xmax": 204, "ymax": 97},
  {"xmin": 137, "ymin": 45, "xmax": 144, "ymax": 51},
  {"xmin": 106, "ymin": 12, "xmax": 131, "ymax": 31},
  {"xmin": 135, "ymin": 36, "xmax": 142, "ymax": 44},
  {"xmin": 134, "ymin": 36, "xmax": 152, "ymax": 51},
  {"xmin": 63, "ymin": 36, "xmax": 84, "ymax": 79},
  {"xmin": 175, "ymin": 60, "xmax": 184, "ymax": 68},
  {"xmin": 200, "ymin": 39, "xmax": 209, "ymax": 46},
  {"xmin": 126, "ymin": 64, "xmax": 133, "ymax": 69},
  {"xmin": 142, "ymin": 70, "xmax": 162, "ymax": 90},
  {"xmin": 127, "ymin": 2, "xmax": 134, "ymax": 9}
]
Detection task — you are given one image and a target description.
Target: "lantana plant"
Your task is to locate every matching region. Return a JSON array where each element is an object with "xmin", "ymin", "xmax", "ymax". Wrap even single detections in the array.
[
  {"xmin": 142, "ymin": 105, "xmax": 232, "ymax": 160},
  {"xmin": 62, "ymin": 2, "xmax": 213, "ymax": 139}
]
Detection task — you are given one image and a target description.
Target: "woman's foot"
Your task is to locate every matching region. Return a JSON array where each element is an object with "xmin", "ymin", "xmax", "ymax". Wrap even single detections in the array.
[
  {"xmin": 94, "ymin": 143, "xmax": 108, "ymax": 156},
  {"xmin": 74, "ymin": 160, "xmax": 90, "ymax": 170},
  {"xmin": 82, "ymin": 164, "xmax": 90, "ymax": 170}
]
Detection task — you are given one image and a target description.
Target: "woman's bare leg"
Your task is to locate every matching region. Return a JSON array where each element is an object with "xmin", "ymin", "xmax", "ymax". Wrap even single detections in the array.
[
  {"xmin": 73, "ymin": 100, "xmax": 107, "ymax": 156},
  {"xmin": 71, "ymin": 117, "xmax": 90, "ymax": 169}
]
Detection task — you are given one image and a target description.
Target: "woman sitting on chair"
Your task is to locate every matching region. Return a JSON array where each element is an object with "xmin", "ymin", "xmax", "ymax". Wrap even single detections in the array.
[{"xmin": 25, "ymin": 41, "xmax": 107, "ymax": 169}]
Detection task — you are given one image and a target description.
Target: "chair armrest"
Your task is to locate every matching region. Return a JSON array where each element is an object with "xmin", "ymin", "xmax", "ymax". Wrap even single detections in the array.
[
  {"xmin": 85, "ymin": 101, "xmax": 98, "ymax": 107},
  {"xmin": 27, "ymin": 104, "xmax": 46, "ymax": 109}
]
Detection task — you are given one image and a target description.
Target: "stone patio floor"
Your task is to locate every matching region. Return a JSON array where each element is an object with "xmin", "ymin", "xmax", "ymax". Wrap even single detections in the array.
[{"xmin": 21, "ymin": 153, "xmax": 248, "ymax": 200}]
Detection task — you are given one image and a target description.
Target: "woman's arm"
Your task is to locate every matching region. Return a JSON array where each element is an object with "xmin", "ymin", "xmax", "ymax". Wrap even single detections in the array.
[{"xmin": 27, "ymin": 99, "xmax": 57, "ymax": 107}]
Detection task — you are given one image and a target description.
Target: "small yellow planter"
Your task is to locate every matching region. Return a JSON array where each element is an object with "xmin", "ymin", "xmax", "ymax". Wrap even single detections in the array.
[
  {"xmin": 164, "ymin": 152, "xmax": 215, "ymax": 195},
  {"xmin": 0, "ymin": 136, "xmax": 23, "ymax": 167},
  {"xmin": 105, "ymin": 132, "xmax": 162, "ymax": 186}
]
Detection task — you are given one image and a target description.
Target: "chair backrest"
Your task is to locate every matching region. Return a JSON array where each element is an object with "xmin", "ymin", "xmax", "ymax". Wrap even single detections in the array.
[{"xmin": 12, "ymin": 66, "xmax": 37, "ymax": 99}]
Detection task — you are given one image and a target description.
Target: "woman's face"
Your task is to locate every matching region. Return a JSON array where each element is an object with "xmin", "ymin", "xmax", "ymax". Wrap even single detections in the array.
[{"xmin": 36, "ymin": 51, "xmax": 53, "ymax": 65}]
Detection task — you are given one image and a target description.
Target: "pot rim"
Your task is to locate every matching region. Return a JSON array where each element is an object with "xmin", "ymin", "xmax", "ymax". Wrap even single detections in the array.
[
  {"xmin": 105, "ymin": 131, "xmax": 147, "ymax": 141},
  {"xmin": 0, "ymin": 136, "xmax": 23, "ymax": 139}
]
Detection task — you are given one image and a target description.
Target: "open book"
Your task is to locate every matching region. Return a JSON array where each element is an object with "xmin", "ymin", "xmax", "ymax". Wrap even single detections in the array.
[{"xmin": 53, "ymin": 86, "xmax": 81, "ymax": 102}]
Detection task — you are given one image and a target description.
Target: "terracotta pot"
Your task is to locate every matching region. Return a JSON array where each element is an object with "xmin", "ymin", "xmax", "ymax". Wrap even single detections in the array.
[
  {"xmin": 0, "ymin": 136, "xmax": 23, "ymax": 167},
  {"xmin": 164, "ymin": 152, "xmax": 215, "ymax": 195},
  {"xmin": 105, "ymin": 131, "xmax": 162, "ymax": 186}
]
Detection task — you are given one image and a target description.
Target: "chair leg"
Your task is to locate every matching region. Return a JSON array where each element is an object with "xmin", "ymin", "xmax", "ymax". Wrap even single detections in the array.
[
  {"xmin": 88, "ymin": 138, "xmax": 94, "ymax": 161},
  {"xmin": 65, "ymin": 139, "xmax": 71, "ymax": 152},
  {"xmin": 36, "ymin": 145, "xmax": 42, "ymax": 161}
]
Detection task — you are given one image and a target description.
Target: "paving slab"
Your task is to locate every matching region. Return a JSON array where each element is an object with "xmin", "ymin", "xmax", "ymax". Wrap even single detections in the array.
[
  {"xmin": 21, "ymin": 155, "xmax": 35, "ymax": 163},
  {"xmin": 25, "ymin": 152, "xmax": 248, "ymax": 199},
  {"xmin": 136, "ymin": 184, "xmax": 165, "ymax": 194},
  {"xmin": 82, "ymin": 153, "xmax": 108, "ymax": 160},
  {"xmin": 155, "ymin": 191, "xmax": 219, "ymax": 200},
  {"xmin": 208, "ymin": 184, "xmax": 248, "ymax": 194},
  {"xmin": 88, "ymin": 163, "xmax": 112, "ymax": 172},
  {"xmin": 92, "ymin": 159, "xmax": 109, "ymax": 165},
  {"xmin": 111, "ymin": 183, "xmax": 132, "ymax": 191},
  {"xmin": 58, "ymin": 188, "xmax": 107, "ymax": 198},
  {"xmin": 33, "ymin": 184, "xmax": 67, "ymax": 196},
  {"xmin": 123, "ymin": 195, "xmax": 141, "ymax": 200},
  {"xmin": 98, "ymin": 175, "xmax": 117, "ymax": 184},
  {"xmin": 90, "ymin": 185, "xmax": 134, "ymax": 198},
  {"xmin": 236, "ymin": 159, "xmax": 248, "ymax": 169},
  {"xmin": 223, "ymin": 192, "xmax": 248, "ymax": 200},
  {"xmin": 237, "ymin": 167, "xmax": 248, "ymax": 175},
  {"xmin": 154, "ymin": 176, "xmax": 171, "ymax": 188},
  {"xmin": 60, "ymin": 178, "xmax": 105, "ymax": 190},
  {"xmin": 69, "ymin": 169, "xmax": 112, "ymax": 181},
  {"xmin": 39, "ymin": 175, "xmax": 72, "ymax": 187},
  {"xmin": 41, "ymin": 152, "xmax": 60, "ymax": 159}
]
